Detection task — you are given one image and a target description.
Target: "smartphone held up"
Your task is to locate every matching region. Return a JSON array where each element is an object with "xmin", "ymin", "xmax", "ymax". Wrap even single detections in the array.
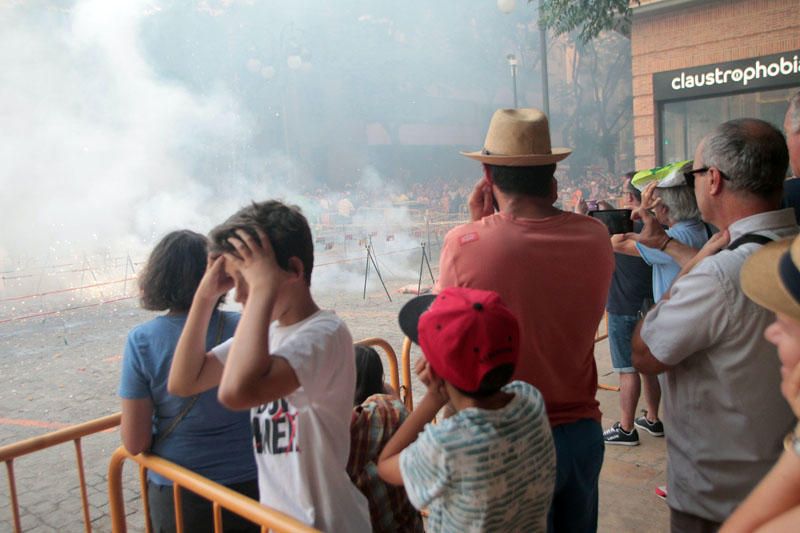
[{"xmin": 589, "ymin": 209, "xmax": 633, "ymax": 235}]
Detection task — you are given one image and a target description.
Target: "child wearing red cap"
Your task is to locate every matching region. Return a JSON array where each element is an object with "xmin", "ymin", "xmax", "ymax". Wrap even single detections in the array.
[{"xmin": 378, "ymin": 287, "xmax": 556, "ymax": 532}]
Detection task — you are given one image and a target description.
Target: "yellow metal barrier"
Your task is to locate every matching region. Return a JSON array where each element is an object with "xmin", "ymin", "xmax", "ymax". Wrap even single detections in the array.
[
  {"xmin": 2, "ymin": 331, "xmax": 616, "ymax": 531},
  {"xmin": 108, "ymin": 447, "xmax": 319, "ymax": 533},
  {"xmin": 401, "ymin": 337, "xmax": 414, "ymax": 411},
  {"xmin": 355, "ymin": 336, "xmax": 413, "ymax": 411},
  {"xmin": 355, "ymin": 337, "xmax": 401, "ymax": 401},
  {"xmin": 595, "ymin": 311, "xmax": 609, "ymax": 342},
  {"xmin": 2, "ymin": 339, "xmax": 403, "ymax": 532},
  {"xmin": 0, "ymin": 412, "xmax": 122, "ymax": 533}
]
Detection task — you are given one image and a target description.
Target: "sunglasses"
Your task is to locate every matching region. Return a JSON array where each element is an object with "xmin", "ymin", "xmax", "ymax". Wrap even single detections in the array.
[
  {"xmin": 683, "ymin": 167, "xmax": 708, "ymax": 188},
  {"xmin": 683, "ymin": 167, "xmax": 729, "ymax": 188}
]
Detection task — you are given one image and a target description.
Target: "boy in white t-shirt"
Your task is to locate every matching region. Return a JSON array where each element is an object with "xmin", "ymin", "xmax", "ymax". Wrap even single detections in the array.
[
  {"xmin": 378, "ymin": 287, "xmax": 556, "ymax": 532},
  {"xmin": 168, "ymin": 200, "xmax": 370, "ymax": 532}
]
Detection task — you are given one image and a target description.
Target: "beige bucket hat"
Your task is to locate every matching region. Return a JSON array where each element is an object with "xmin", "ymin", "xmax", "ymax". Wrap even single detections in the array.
[
  {"xmin": 741, "ymin": 236, "xmax": 800, "ymax": 322},
  {"xmin": 461, "ymin": 108, "xmax": 571, "ymax": 166}
]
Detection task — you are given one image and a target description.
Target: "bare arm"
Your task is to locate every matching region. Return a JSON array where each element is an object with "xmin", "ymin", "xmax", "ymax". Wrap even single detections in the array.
[
  {"xmin": 722, "ymin": 449, "xmax": 800, "ymax": 533},
  {"xmin": 216, "ymin": 229, "xmax": 301, "ymax": 410},
  {"xmin": 674, "ymin": 230, "xmax": 730, "ymax": 280},
  {"xmin": 120, "ymin": 398, "xmax": 153, "ymax": 455},
  {"xmin": 629, "ymin": 182, "xmax": 699, "ymax": 267},
  {"xmin": 631, "ymin": 319, "xmax": 672, "ymax": 375},
  {"xmin": 757, "ymin": 505, "xmax": 800, "ymax": 532},
  {"xmin": 168, "ymin": 256, "xmax": 231, "ymax": 396},
  {"xmin": 378, "ymin": 386, "xmax": 448, "ymax": 486},
  {"xmin": 658, "ymin": 238, "xmax": 699, "ymax": 267},
  {"xmin": 611, "ymin": 233, "xmax": 641, "ymax": 256}
]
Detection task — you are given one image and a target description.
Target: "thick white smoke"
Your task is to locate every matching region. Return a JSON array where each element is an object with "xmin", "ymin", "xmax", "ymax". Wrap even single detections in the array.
[{"xmin": 0, "ymin": 1, "xmax": 282, "ymax": 266}]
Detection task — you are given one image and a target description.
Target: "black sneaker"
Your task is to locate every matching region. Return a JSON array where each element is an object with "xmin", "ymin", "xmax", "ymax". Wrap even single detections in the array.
[
  {"xmin": 603, "ymin": 422, "xmax": 640, "ymax": 446},
  {"xmin": 634, "ymin": 413, "xmax": 665, "ymax": 437}
]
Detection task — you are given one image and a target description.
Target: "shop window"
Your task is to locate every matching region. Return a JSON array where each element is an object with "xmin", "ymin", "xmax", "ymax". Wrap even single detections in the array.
[{"xmin": 660, "ymin": 87, "xmax": 798, "ymax": 163}]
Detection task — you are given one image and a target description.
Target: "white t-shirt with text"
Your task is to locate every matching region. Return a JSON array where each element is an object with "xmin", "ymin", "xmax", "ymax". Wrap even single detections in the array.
[{"xmin": 212, "ymin": 310, "xmax": 370, "ymax": 532}]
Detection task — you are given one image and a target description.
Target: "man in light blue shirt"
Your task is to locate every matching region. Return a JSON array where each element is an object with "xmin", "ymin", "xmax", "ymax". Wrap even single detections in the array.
[{"xmin": 615, "ymin": 163, "xmax": 710, "ymax": 301}]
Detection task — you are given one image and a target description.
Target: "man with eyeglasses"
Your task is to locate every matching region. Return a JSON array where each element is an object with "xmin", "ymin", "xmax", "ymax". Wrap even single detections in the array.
[
  {"xmin": 780, "ymin": 91, "xmax": 800, "ymax": 223},
  {"xmin": 631, "ymin": 118, "xmax": 798, "ymax": 532}
]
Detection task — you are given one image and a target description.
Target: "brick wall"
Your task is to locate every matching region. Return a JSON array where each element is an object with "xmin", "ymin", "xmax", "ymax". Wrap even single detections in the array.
[{"xmin": 630, "ymin": 0, "xmax": 800, "ymax": 169}]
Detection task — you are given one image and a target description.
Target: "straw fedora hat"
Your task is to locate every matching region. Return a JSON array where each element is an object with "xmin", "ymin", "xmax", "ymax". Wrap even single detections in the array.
[
  {"xmin": 461, "ymin": 108, "xmax": 571, "ymax": 166},
  {"xmin": 741, "ymin": 236, "xmax": 800, "ymax": 322}
]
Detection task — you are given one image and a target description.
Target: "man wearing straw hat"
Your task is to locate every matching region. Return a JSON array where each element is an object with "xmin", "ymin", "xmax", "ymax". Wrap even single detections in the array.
[
  {"xmin": 632, "ymin": 118, "xmax": 798, "ymax": 532},
  {"xmin": 434, "ymin": 108, "xmax": 614, "ymax": 532}
]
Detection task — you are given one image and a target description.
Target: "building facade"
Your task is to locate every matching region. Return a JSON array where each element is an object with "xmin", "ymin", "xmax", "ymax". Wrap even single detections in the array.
[{"xmin": 630, "ymin": 0, "xmax": 800, "ymax": 169}]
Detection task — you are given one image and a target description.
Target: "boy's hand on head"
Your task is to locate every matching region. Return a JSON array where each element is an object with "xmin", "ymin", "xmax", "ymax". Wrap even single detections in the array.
[
  {"xmin": 415, "ymin": 358, "xmax": 433, "ymax": 388},
  {"xmin": 196, "ymin": 254, "xmax": 234, "ymax": 301},
  {"xmin": 225, "ymin": 228, "xmax": 290, "ymax": 294},
  {"xmin": 426, "ymin": 375, "xmax": 449, "ymax": 406}
]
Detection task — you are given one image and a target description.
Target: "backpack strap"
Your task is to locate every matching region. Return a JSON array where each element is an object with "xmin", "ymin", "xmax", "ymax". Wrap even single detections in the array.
[
  {"xmin": 152, "ymin": 312, "xmax": 226, "ymax": 448},
  {"xmin": 727, "ymin": 233, "xmax": 774, "ymax": 251}
]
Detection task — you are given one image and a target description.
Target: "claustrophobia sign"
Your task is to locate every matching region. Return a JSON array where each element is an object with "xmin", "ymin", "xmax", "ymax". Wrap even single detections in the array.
[{"xmin": 654, "ymin": 51, "xmax": 800, "ymax": 102}]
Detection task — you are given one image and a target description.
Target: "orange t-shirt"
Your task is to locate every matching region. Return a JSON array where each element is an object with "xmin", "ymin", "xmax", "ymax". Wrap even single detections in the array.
[{"xmin": 436, "ymin": 212, "xmax": 613, "ymax": 426}]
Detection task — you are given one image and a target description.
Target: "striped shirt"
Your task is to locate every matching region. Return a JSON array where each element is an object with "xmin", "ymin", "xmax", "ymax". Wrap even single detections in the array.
[
  {"xmin": 347, "ymin": 394, "xmax": 424, "ymax": 533},
  {"xmin": 399, "ymin": 381, "xmax": 556, "ymax": 532}
]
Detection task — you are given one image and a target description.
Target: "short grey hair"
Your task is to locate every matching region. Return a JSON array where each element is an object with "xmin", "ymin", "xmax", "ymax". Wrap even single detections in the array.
[
  {"xmin": 700, "ymin": 118, "xmax": 788, "ymax": 199},
  {"xmin": 656, "ymin": 186, "xmax": 700, "ymax": 222},
  {"xmin": 788, "ymin": 91, "xmax": 800, "ymax": 134}
]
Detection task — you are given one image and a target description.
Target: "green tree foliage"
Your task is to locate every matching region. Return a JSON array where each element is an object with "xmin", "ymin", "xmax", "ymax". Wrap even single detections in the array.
[{"xmin": 535, "ymin": 0, "xmax": 632, "ymax": 43}]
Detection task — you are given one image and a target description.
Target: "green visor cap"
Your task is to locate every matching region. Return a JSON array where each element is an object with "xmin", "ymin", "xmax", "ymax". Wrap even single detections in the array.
[{"xmin": 631, "ymin": 159, "xmax": 692, "ymax": 191}]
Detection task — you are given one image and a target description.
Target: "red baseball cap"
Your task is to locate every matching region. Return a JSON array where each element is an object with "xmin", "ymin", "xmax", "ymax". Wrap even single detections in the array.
[{"xmin": 398, "ymin": 287, "xmax": 520, "ymax": 392}]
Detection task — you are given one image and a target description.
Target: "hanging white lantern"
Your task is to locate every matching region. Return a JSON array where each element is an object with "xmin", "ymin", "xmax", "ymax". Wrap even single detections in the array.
[
  {"xmin": 261, "ymin": 66, "xmax": 276, "ymax": 80},
  {"xmin": 287, "ymin": 55, "xmax": 303, "ymax": 70},
  {"xmin": 497, "ymin": 0, "xmax": 516, "ymax": 14}
]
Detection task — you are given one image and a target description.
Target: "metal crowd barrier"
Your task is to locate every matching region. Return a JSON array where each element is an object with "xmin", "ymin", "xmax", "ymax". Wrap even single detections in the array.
[
  {"xmin": 1, "ymin": 326, "xmax": 613, "ymax": 531},
  {"xmin": 355, "ymin": 337, "xmax": 412, "ymax": 409},
  {"xmin": 107, "ymin": 448, "xmax": 318, "ymax": 533},
  {"xmin": 0, "ymin": 338, "xmax": 405, "ymax": 532},
  {"xmin": 0, "ymin": 412, "xmax": 122, "ymax": 533}
]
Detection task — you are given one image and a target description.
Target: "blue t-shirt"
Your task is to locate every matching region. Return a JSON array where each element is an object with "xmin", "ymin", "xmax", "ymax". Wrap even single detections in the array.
[
  {"xmin": 118, "ymin": 310, "xmax": 256, "ymax": 486},
  {"xmin": 635, "ymin": 219, "xmax": 710, "ymax": 302}
]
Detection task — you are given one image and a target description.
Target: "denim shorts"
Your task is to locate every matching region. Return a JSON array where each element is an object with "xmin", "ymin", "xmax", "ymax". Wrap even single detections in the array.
[{"xmin": 608, "ymin": 313, "xmax": 640, "ymax": 373}]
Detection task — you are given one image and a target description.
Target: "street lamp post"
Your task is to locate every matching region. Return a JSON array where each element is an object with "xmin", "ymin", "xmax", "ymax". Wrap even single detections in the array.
[
  {"xmin": 498, "ymin": 0, "xmax": 550, "ymax": 115},
  {"xmin": 506, "ymin": 54, "xmax": 519, "ymax": 108},
  {"xmin": 246, "ymin": 23, "xmax": 311, "ymax": 178},
  {"xmin": 538, "ymin": 0, "xmax": 550, "ymax": 117}
]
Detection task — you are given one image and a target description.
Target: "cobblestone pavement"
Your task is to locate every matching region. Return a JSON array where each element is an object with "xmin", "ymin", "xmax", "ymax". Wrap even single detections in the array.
[{"xmin": 1, "ymin": 279, "xmax": 668, "ymax": 532}]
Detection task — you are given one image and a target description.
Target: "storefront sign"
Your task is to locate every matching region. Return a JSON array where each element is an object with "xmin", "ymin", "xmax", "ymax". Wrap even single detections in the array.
[{"xmin": 654, "ymin": 51, "xmax": 800, "ymax": 101}]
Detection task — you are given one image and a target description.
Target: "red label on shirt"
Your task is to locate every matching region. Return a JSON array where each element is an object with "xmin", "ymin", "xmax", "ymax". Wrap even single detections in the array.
[{"xmin": 459, "ymin": 232, "xmax": 479, "ymax": 245}]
